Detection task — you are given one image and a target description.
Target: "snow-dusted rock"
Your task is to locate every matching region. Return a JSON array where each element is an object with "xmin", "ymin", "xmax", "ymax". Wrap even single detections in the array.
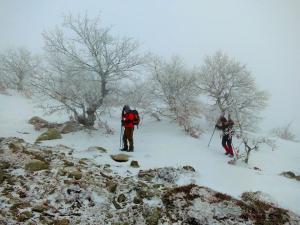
[
  {"xmin": 86, "ymin": 146, "xmax": 108, "ymax": 153},
  {"xmin": 111, "ymin": 153, "xmax": 129, "ymax": 162},
  {"xmin": 280, "ymin": 171, "xmax": 300, "ymax": 181},
  {"xmin": 28, "ymin": 116, "xmax": 49, "ymax": 127}
]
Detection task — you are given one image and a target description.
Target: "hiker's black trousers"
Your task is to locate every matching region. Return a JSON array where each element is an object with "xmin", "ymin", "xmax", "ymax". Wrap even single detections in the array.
[{"xmin": 222, "ymin": 134, "xmax": 232, "ymax": 148}]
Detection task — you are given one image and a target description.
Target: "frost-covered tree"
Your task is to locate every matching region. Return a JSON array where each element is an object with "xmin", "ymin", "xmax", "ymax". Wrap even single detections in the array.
[
  {"xmin": 149, "ymin": 56, "xmax": 203, "ymax": 137},
  {"xmin": 33, "ymin": 14, "xmax": 144, "ymax": 126},
  {"xmin": 118, "ymin": 80, "xmax": 156, "ymax": 113},
  {"xmin": 271, "ymin": 122, "xmax": 298, "ymax": 142},
  {"xmin": 0, "ymin": 48, "xmax": 39, "ymax": 91},
  {"xmin": 197, "ymin": 51, "xmax": 269, "ymax": 130}
]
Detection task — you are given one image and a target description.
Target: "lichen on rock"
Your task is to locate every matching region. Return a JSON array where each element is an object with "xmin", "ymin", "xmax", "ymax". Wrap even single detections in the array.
[{"xmin": 36, "ymin": 128, "xmax": 62, "ymax": 142}]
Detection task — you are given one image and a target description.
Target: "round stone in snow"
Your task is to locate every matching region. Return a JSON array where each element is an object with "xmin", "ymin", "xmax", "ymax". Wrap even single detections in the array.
[{"xmin": 111, "ymin": 154, "xmax": 129, "ymax": 162}]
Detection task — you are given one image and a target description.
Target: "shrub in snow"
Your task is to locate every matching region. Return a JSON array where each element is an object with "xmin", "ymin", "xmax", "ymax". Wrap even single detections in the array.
[
  {"xmin": 233, "ymin": 112, "xmax": 276, "ymax": 164},
  {"xmin": 148, "ymin": 56, "xmax": 203, "ymax": 137},
  {"xmin": 235, "ymin": 133, "xmax": 276, "ymax": 164}
]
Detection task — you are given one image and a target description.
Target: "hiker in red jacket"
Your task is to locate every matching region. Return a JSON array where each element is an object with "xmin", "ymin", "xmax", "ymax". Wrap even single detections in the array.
[
  {"xmin": 121, "ymin": 105, "xmax": 135, "ymax": 152},
  {"xmin": 215, "ymin": 112, "xmax": 235, "ymax": 157}
]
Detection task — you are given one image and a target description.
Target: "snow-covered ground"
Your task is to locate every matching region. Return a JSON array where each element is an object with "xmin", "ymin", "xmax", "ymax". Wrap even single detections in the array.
[{"xmin": 1, "ymin": 91, "xmax": 300, "ymax": 216}]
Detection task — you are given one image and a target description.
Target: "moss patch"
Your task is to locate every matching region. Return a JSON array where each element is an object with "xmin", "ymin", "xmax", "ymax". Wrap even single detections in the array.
[
  {"xmin": 162, "ymin": 184, "xmax": 199, "ymax": 209},
  {"xmin": 209, "ymin": 192, "xmax": 234, "ymax": 204},
  {"xmin": 36, "ymin": 128, "xmax": 62, "ymax": 142},
  {"xmin": 143, "ymin": 207, "xmax": 161, "ymax": 225},
  {"xmin": 25, "ymin": 159, "xmax": 49, "ymax": 172},
  {"xmin": 61, "ymin": 121, "xmax": 80, "ymax": 134},
  {"xmin": 54, "ymin": 218, "xmax": 70, "ymax": 225},
  {"xmin": 239, "ymin": 192, "xmax": 290, "ymax": 225}
]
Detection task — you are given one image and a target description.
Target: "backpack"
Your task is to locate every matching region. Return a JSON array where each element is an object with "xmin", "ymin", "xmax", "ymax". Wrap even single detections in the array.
[{"xmin": 131, "ymin": 110, "xmax": 140, "ymax": 126}]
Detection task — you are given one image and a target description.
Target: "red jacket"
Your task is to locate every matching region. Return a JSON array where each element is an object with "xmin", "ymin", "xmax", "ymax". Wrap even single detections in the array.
[{"xmin": 122, "ymin": 111, "xmax": 135, "ymax": 128}]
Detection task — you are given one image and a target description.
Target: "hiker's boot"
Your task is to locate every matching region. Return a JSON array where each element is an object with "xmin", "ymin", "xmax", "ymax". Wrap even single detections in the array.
[
  {"xmin": 128, "ymin": 146, "xmax": 134, "ymax": 152},
  {"xmin": 121, "ymin": 145, "xmax": 128, "ymax": 151}
]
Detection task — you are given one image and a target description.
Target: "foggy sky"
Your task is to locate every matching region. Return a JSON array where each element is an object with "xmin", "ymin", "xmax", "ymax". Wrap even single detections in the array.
[{"xmin": 0, "ymin": 0, "xmax": 299, "ymax": 135}]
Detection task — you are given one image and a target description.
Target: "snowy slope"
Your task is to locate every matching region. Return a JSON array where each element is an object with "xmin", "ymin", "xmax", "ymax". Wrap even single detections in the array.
[{"xmin": 1, "ymin": 91, "xmax": 300, "ymax": 215}]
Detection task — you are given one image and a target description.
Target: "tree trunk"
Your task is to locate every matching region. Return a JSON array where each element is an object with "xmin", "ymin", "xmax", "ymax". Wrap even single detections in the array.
[
  {"xmin": 244, "ymin": 143, "xmax": 251, "ymax": 164},
  {"xmin": 73, "ymin": 105, "xmax": 96, "ymax": 127},
  {"xmin": 17, "ymin": 80, "xmax": 23, "ymax": 91},
  {"xmin": 86, "ymin": 108, "xmax": 96, "ymax": 127},
  {"xmin": 16, "ymin": 72, "xmax": 25, "ymax": 91}
]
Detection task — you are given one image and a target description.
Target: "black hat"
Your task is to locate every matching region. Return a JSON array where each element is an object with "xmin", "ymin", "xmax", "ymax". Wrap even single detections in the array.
[{"xmin": 123, "ymin": 105, "xmax": 130, "ymax": 112}]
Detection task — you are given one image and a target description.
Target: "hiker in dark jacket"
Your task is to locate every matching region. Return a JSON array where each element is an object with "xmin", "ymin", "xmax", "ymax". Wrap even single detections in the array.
[
  {"xmin": 121, "ymin": 105, "xmax": 135, "ymax": 152},
  {"xmin": 215, "ymin": 112, "xmax": 234, "ymax": 157}
]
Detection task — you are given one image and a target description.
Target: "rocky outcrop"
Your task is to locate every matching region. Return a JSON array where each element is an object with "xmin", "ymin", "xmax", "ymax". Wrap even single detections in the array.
[
  {"xmin": 29, "ymin": 116, "xmax": 82, "ymax": 137},
  {"xmin": 0, "ymin": 137, "xmax": 299, "ymax": 225}
]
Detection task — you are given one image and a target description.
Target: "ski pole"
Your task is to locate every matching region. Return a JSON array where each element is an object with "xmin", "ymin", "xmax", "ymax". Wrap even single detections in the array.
[{"xmin": 208, "ymin": 126, "xmax": 217, "ymax": 147}]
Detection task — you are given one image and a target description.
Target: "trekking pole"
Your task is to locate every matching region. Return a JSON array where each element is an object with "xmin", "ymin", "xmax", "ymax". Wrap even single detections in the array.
[
  {"xmin": 208, "ymin": 126, "xmax": 217, "ymax": 147},
  {"xmin": 119, "ymin": 124, "xmax": 123, "ymax": 149}
]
